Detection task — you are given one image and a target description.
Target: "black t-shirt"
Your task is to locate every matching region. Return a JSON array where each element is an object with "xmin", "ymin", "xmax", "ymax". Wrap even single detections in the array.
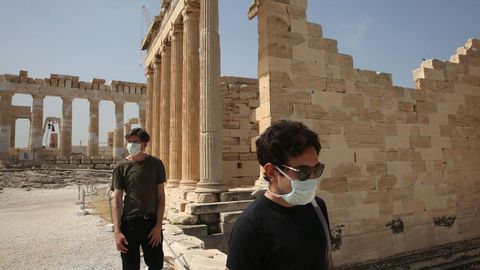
[
  {"xmin": 112, "ymin": 155, "xmax": 166, "ymax": 220},
  {"xmin": 227, "ymin": 194, "xmax": 330, "ymax": 270}
]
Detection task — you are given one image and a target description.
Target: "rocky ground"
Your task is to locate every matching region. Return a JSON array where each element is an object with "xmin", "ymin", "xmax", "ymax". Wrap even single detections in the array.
[
  {"xmin": 0, "ymin": 168, "xmax": 112, "ymax": 190},
  {"xmin": 0, "ymin": 169, "xmax": 175, "ymax": 270}
]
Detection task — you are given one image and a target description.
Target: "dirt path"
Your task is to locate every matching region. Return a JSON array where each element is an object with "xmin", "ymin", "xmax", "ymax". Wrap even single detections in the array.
[{"xmin": 0, "ymin": 187, "xmax": 125, "ymax": 270}]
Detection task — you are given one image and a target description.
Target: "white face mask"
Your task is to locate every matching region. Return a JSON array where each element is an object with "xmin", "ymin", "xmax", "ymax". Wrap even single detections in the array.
[
  {"xmin": 127, "ymin": 143, "xmax": 142, "ymax": 157},
  {"xmin": 269, "ymin": 165, "xmax": 319, "ymax": 206}
]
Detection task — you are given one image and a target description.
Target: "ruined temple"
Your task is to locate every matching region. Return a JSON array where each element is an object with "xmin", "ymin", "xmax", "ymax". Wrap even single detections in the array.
[{"xmin": 0, "ymin": 0, "xmax": 479, "ymax": 268}]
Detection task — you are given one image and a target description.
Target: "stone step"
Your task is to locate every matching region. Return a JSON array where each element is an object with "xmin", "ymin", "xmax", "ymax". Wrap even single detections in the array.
[
  {"xmin": 177, "ymin": 224, "xmax": 208, "ymax": 237},
  {"xmin": 219, "ymin": 211, "xmax": 242, "ymax": 224},
  {"xmin": 220, "ymin": 189, "xmax": 256, "ymax": 202},
  {"xmin": 185, "ymin": 200, "xmax": 253, "ymax": 215},
  {"xmin": 166, "ymin": 209, "xmax": 198, "ymax": 225}
]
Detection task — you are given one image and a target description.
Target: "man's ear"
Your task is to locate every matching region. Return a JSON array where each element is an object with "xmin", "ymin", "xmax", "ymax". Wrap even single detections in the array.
[{"xmin": 263, "ymin": 163, "xmax": 278, "ymax": 183}]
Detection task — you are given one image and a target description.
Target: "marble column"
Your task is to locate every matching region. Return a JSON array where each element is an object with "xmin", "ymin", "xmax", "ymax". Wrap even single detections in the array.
[
  {"xmin": 113, "ymin": 101, "xmax": 125, "ymax": 159},
  {"xmin": 10, "ymin": 118, "xmax": 16, "ymax": 148},
  {"xmin": 0, "ymin": 93, "xmax": 13, "ymax": 159},
  {"xmin": 88, "ymin": 99, "xmax": 100, "ymax": 157},
  {"xmin": 160, "ymin": 42, "xmax": 171, "ymax": 177},
  {"xmin": 196, "ymin": 0, "xmax": 227, "ymax": 193},
  {"xmin": 29, "ymin": 94, "xmax": 44, "ymax": 161},
  {"xmin": 60, "ymin": 96, "xmax": 73, "ymax": 157},
  {"xmin": 152, "ymin": 55, "xmax": 162, "ymax": 157},
  {"xmin": 145, "ymin": 66, "xmax": 154, "ymax": 153},
  {"xmin": 139, "ymin": 101, "xmax": 147, "ymax": 130},
  {"xmin": 168, "ymin": 23, "xmax": 184, "ymax": 187},
  {"xmin": 179, "ymin": 0, "xmax": 201, "ymax": 190}
]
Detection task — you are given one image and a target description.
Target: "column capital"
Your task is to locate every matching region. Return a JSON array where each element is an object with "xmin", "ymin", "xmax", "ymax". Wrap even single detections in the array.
[
  {"xmin": 114, "ymin": 100, "xmax": 125, "ymax": 106},
  {"xmin": 182, "ymin": 0, "xmax": 200, "ymax": 21},
  {"xmin": 145, "ymin": 65, "xmax": 154, "ymax": 77},
  {"xmin": 154, "ymin": 54, "xmax": 162, "ymax": 68},
  {"xmin": 61, "ymin": 96, "xmax": 73, "ymax": 102},
  {"xmin": 170, "ymin": 23, "xmax": 183, "ymax": 39},
  {"xmin": 31, "ymin": 93, "xmax": 45, "ymax": 100},
  {"xmin": 1, "ymin": 92, "xmax": 14, "ymax": 98},
  {"xmin": 88, "ymin": 98, "xmax": 101, "ymax": 103},
  {"xmin": 161, "ymin": 40, "xmax": 172, "ymax": 51}
]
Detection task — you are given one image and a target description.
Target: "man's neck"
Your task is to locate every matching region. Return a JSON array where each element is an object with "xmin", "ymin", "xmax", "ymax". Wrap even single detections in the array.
[
  {"xmin": 264, "ymin": 189, "xmax": 293, "ymax": 208},
  {"xmin": 127, "ymin": 152, "xmax": 148, "ymax": 161}
]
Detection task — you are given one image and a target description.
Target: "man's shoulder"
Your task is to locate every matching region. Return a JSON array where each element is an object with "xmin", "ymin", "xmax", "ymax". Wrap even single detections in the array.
[
  {"xmin": 147, "ymin": 155, "xmax": 164, "ymax": 165},
  {"xmin": 113, "ymin": 159, "xmax": 130, "ymax": 169}
]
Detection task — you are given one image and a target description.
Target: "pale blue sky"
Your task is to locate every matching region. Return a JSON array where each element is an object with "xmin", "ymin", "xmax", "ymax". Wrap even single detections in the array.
[{"xmin": 1, "ymin": 0, "xmax": 479, "ymax": 148}]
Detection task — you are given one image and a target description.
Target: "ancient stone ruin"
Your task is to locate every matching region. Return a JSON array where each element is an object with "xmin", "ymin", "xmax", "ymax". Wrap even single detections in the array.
[{"xmin": 1, "ymin": 0, "xmax": 479, "ymax": 268}]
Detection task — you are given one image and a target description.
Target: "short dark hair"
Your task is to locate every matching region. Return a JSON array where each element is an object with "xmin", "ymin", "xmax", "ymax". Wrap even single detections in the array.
[
  {"xmin": 256, "ymin": 120, "xmax": 321, "ymax": 168},
  {"xmin": 125, "ymin": 127, "xmax": 150, "ymax": 143}
]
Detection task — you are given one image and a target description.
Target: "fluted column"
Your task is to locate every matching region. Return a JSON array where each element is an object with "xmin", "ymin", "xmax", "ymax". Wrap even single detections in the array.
[
  {"xmin": 179, "ymin": 0, "xmax": 201, "ymax": 190},
  {"xmin": 88, "ymin": 99, "xmax": 100, "ymax": 157},
  {"xmin": 113, "ymin": 101, "xmax": 125, "ymax": 159},
  {"xmin": 145, "ymin": 66, "xmax": 154, "ymax": 153},
  {"xmin": 0, "ymin": 93, "xmax": 13, "ymax": 159},
  {"xmin": 152, "ymin": 56, "xmax": 162, "ymax": 157},
  {"xmin": 168, "ymin": 23, "xmax": 184, "ymax": 187},
  {"xmin": 10, "ymin": 118, "xmax": 16, "ymax": 148},
  {"xmin": 139, "ymin": 101, "xmax": 147, "ymax": 129},
  {"xmin": 196, "ymin": 0, "xmax": 227, "ymax": 193},
  {"xmin": 29, "ymin": 94, "xmax": 44, "ymax": 161},
  {"xmin": 60, "ymin": 96, "xmax": 73, "ymax": 157},
  {"xmin": 160, "ymin": 42, "xmax": 171, "ymax": 177}
]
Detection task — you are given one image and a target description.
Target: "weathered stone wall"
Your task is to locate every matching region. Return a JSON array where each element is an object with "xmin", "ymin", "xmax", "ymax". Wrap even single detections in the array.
[
  {"xmin": 254, "ymin": 0, "xmax": 480, "ymax": 266},
  {"xmin": 221, "ymin": 76, "xmax": 259, "ymax": 187}
]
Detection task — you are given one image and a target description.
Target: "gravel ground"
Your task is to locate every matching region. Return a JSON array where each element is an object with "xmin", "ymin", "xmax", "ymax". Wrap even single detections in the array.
[{"xmin": 0, "ymin": 187, "xmax": 151, "ymax": 270}]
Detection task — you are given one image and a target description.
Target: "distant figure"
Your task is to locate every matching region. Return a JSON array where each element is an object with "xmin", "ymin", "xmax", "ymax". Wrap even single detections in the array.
[
  {"xmin": 111, "ymin": 128, "xmax": 166, "ymax": 270},
  {"xmin": 227, "ymin": 120, "xmax": 332, "ymax": 270}
]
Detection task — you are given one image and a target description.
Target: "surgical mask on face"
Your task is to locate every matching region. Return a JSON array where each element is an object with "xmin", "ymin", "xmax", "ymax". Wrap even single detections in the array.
[
  {"xmin": 127, "ymin": 143, "xmax": 142, "ymax": 157},
  {"xmin": 268, "ymin": 166, "xmax": 319, "ymax": 206}
]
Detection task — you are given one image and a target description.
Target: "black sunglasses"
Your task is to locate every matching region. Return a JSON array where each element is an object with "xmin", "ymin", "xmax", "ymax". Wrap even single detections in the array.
[{"xmin": 280, "ymin": 163, "xmax": 325, "ymax": 181}]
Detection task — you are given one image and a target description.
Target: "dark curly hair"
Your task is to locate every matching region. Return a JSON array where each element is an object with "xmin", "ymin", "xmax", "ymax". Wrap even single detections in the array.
[
  {"xmin": 125, "ymin": 127, "xmax": 150, "ymax": 143},
  {"xmin": 256, "ymin": 120, "xmax": 321, "ymax": 174}
]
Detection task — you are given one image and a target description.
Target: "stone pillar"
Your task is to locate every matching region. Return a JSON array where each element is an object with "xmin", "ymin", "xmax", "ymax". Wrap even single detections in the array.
[
  {"xmin": 60, "ymin": 96, "xmax": 73, "ymax": 157},
  {"xmin": 145, "ymin": 66, "xmax": 154, "ymax": 153},
  {"xmin": 0, "ymin": 93, "xmax": 13, "ymax": 159},
  {"xmin": 196, "ymin": 0, "xmax": 227, "ymax": 193},
  {"xmin": 10, "ymin": 118, "xmax": 16, "ymax": 148},
  {"xmin": 139, "ymin": 101, "xmax": 147, "ymax": 129},
  {"xmin": 160, "ymin": 42, "xmax": 171, "ymax": 177},
  {"xmin": 179, "ymin": 0, "xmax": 201, "ymax": 190},
  {"xmin": 152, "ymin": 56, "xmax": 162, "ymax": 157},
  {"xmin": 168, "ymin": 23, "xmax": 184, "ymax": 187},
  {"xmin": 29, "ymin": 94, "xmax": 44, "ymax": 161},
  {"xmin": 87, "ymin": 99, "xmax": 100, "ymax": 157},
  {"xmin": 113, "ymin": 101, "xmax": 125, "ymax": 159}
]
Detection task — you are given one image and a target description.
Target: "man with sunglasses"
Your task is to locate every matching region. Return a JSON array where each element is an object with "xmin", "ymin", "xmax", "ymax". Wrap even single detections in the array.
[{"xmin": 227, "ymin": 120, "xmax": 332, "ymax": 270}]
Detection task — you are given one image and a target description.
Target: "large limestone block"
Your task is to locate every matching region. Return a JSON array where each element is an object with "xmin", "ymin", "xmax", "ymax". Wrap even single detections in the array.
[
  {"xmin": 219, "ymin": 211, "xmax": 243, "ymax": 224},
  {"xmin": 185, "ymin": 200, "xmax": 253, "ymax": 215},
  {"xmin": 349, "ymin": 203, "xmax": 380, "ymax": 221},
  {"xmin": 166, "ymin": 209, "xmax": 198, "ymax": 225}
]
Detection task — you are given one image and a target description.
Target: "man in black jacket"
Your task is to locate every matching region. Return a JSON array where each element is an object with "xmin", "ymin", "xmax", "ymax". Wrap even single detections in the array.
[{"xmin": 227, "ymin": 120, "xmax": 332, "ymax": 270}]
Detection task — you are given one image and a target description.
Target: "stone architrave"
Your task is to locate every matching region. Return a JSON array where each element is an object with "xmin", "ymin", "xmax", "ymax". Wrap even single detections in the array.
[
  {"xmin": 0, "ymin": 93, "xmax": 13, "ymax": 159},
  {"xmin": 179, "ymin": 0, "xmax": 201, "ymax": 190},
  {"xmin": 152, "ymin": 55, "xmax": 162, "ymax": 157},
  {"xmin": 160, "ymin": 42, "xmax": 172, "ymax": 177},
  {"xmin": 60, "ymin": 96, "xmax": 73, "ymax": 157},
  {"xmin": 195, "ymin": 0, "xmax": 227, "ymax": 194},
  {"xmin": 29, "ymin": 94, "xmax": 44, "ymax": 161},
  {"xmin": 145, "ymin": 66, "xmax": 154, "ymax": 153},
  {"xmin": 168, "ymin": 23, "xmax": 184, "ymax": 187},
  {"xmin": 113, "ymin": 101, "xmax": 125, "ymax": 159},
  {"xmin": 88, "ymin": 99, "xmax": 100, "ymax": 157}
]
